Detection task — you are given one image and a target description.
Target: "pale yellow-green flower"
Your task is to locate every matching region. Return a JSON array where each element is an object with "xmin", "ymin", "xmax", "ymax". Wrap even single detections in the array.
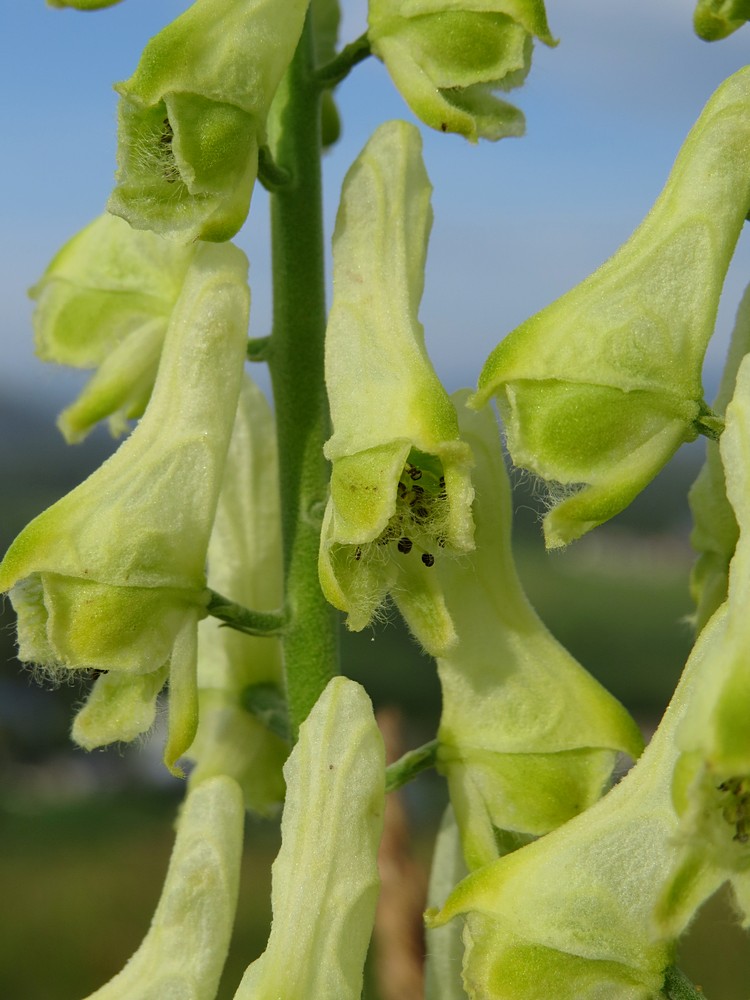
[
  {"xmin": 427, "ymin": 606, "xmax": 731, "ymax": 1000},
  {"xmin": 474, "ymin": 67, "xmax": 750, "ymax": 548},
  {"xmin": 29, "ymin": 213, "xmax": 197, "ymax": 442},
  {"xmin": 109, "ymin": 0, "xmax": 308, "ymax": 242},
  {"xmin": 0, "ymin": 242, "xmax": 250, "ymax": 774},
  {"xmin": 186, "ymin": 374, "xmax": 287, "ymax": 817},
  {"xmin": 83, "ymin": 776, "xmax": 244, "ymax": 1000},
  {"xmin": 234, "ymin": 677, "xmax": 385, "ymax": 1000},
  {"xmin": 368, "ymin": 0, "xmax": 556, "ymax": 140},
  {"xmin": 320, "ymin": 120, "xmax": 474, "ymax": 657},
  {"xmin": 434, "ymin": 394, "xmax": 643, "ymax": 870}
]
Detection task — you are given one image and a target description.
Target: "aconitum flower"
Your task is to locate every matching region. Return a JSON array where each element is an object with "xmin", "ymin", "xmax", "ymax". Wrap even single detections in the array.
[
  {"xmin": 426, "ymin": 606, "xmax": 732, "ymax": 1000},
  {"xmin": 0, "ymin": 242, "xmax": 250, "ymax": 774},
  {"xmin": 434, "ymin": 395, "xmax": 643, "ymax": 869},
  {"xmin": 367, "ymin": 0, "xmax": 556, "ymax": 141},
  {"xmin": 109, "ymin": 0, "xmax": 308, "ymax": 242},
  {"xmin": 474, "ymin": 67, "xmax": 750, "ymax": 548},
  {"xmin": 319, "ymin": 120, "xmax": 475, "ymax": 657},
  {"xmin": 83, "ymin": 776, "xmax": 244, "ymax": 1000},
  {"xmin": 29, "ymin": 213, "xmax": 197, "ymax": 442},
  {"xmin": 234, "ymin": 677, "xmax": 385, "ymax": 1000},
  {"xmin": 186, "ymin": 375, "xmax": 287, "ymax": 817}
]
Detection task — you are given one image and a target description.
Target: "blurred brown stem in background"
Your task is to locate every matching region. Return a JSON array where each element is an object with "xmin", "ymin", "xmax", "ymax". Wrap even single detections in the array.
[{"xmin": 375, "ymin": 708, "xmax": 428, "ymax": 1000}]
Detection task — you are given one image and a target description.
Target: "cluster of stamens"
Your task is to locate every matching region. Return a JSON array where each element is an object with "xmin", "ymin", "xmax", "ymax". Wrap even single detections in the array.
[
  {"xmin": 718, "ymin": 776, "xmax": 750, "ymax": 844},
  {"xmin": 159, "ymin": 117, "xmax": 180, "ymax": 184},
  {"xmin": 354, "ymin": 456, "xmax": 448, "ymax": 569}
]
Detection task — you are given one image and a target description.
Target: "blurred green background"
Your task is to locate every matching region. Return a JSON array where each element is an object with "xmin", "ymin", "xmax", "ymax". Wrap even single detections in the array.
[{"xmin": 2, "ymin": 395, "xmax": 749, "ymax": 999}]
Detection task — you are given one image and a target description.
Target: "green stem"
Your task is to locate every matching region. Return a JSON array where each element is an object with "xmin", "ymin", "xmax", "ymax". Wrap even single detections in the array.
[
  {"xmin": 267, "ymin": 13, "xmax": 339, "ymax": 739},
  {"xmin": 662, "ymin": 966, "xmax": 707, "ymax": 999},
  {"xmin": 315, "ymin": 32, "xmax": 371, "ymax": 89},
  {"xmin": 385, "ymin": 740, "xmax": 439, "ymax": 793},
  {"xmin": 247, "ymin": 335, "xmax": 272, "ymax": 362},
  {"xmin": 207, "ymin": 591, "xmax": 286, "ymax": 636}
]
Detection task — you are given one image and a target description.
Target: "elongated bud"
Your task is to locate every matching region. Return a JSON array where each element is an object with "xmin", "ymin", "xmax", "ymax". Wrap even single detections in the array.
[
  {"xmin": 475, "ymin": 67, "xmax": 750, "ymax": 548},
  {"xmin": 83, "ymin": 776, "xmax": 244, "ymax": 1000},
  {"xmin": 319, "ymin": 119, "xmax": 474, "ymax": 657},
  {"xmin": 234, "ymin": 678, "xmax": 385, "ymax": 1000},
  {"xmin": 109, "ymin": 0, "xmax": 308, "ymax": 242},
  {"xmin": 1, "ymin": 242, "xmax": 250, "ymax": 775},
  {"xmin": 368, "ymin": 0, "xmax": 556, "ymax": 140}
]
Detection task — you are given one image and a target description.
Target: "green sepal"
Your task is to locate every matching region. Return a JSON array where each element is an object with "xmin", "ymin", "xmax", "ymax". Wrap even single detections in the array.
[
  {"xmin": 368, "ymin": 0, "xmax": 555, "ymax": 140},
  {"xmin": 72, "ymin": 664, "xmax": 170, "ymax": 750},
  {"xmin": 109, "ymin": 0, "xmax": 309, "ymax": 241},
  {"xmin": 474, "ymin": 67, "xmax": 750, "ymax": 547}
]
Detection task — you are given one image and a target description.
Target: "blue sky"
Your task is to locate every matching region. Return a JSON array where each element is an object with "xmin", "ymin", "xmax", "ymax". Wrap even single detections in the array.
[{"xmin": 1, "ymin": 0, "xmax": 749, "ymax": 410}]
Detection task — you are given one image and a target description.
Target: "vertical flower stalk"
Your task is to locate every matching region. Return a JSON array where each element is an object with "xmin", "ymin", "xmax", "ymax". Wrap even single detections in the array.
[
  {"xmin": 319, "ymin": 119, "xmax": 475, "ymax": 657},
  {"xmin": 0, "ymin": 242, "xmax": 250, "ymax": 774}
]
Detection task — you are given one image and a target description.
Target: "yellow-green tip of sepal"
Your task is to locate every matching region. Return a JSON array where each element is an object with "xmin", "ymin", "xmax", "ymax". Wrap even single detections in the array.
[
  {"xmin": 368, "ymin": 0, "xmax": 556, "ymax": 141},
  {"xmin": 473, "ymin": 66, "xmax": 750, "ymax": 548},
  {"xmin": 319, "ymin": 120, "xmax": 474, "ymax": 656},
  {"xmin": 83, "ymin": 776, "xmax": 244, "ymax": 999}
]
